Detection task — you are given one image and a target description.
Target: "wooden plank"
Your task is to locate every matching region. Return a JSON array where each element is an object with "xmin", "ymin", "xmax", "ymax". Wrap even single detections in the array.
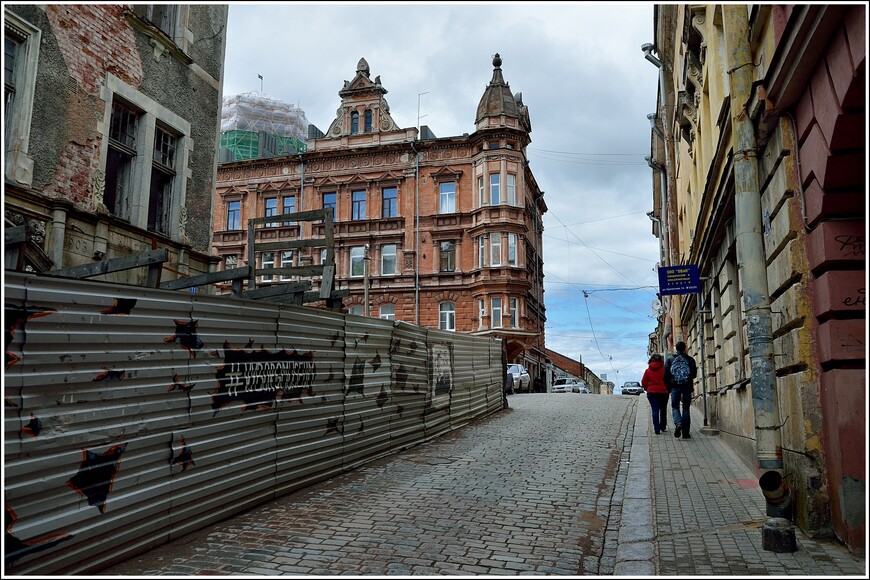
[
  {"xmin": 49, "ymin": 248, "xmax": 168, "ymax": 279},
  {"xmin": 159, "ymin": 267, "xmax": 252, "ymax": 290},
  {"xmin": 253, "ymin": 239, "xmax": 327, "ymax": 252},
  {"xmin": 242, "ymin": 280, "xmax": 312, "ymax": 300},
  {"xmin": 248, "ymin": 208, "xmax": 331, "ymax": 226},
  {"xmin": 305, "ymin": 288, "xmax": 348, "ymax": 304},
  {"xmin": 256, "ymin": 265, "xmax": 324, "ymax": 278},
  {"xmin": 320, "ymin": 265, "xmax": 335, "ymax": 299}
]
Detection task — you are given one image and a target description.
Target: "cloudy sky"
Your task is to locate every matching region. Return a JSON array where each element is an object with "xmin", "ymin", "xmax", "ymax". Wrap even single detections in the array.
[{"xmin": 222, "ymin": 1, "xmax": 662, "ymax": 385}]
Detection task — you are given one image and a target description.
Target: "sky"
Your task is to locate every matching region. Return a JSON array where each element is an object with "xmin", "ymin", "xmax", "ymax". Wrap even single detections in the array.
[{"xmin": 221, "ymin": 1, "xmax": 663, "ymax": 385}]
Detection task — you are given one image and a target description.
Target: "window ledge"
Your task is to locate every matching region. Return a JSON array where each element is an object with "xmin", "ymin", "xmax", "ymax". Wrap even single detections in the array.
[{"xmin": 124, "ymin": 9, "xmax": 193, "ymax": 65}]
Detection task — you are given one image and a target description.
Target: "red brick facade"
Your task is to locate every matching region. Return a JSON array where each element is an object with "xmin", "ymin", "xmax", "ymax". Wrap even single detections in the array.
[{"xmin": 214, "ymin": 56, "xmax": 550, "ymax": 378}]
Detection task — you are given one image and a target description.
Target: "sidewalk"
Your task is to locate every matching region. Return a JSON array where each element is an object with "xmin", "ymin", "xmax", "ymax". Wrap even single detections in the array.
[{"xmin": 625, "ymin": 399, "xmax": 867, "ymax": 576}]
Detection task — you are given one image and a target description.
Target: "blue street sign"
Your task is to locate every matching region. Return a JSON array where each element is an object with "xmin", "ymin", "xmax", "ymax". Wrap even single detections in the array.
[{"xmin": 658, "ymin": 264, "xmax": 700, "ymax": 295}]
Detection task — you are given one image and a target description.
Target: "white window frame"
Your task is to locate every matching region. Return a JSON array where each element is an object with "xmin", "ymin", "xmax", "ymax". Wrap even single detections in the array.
[
  {"xmin": 439, "ymin": 181, "xmax": 456, "ymax": 214},
  {"xmin": 282, "ymin": 195, "xmax": 296, "ymax": 225},
  {"xmin": 491, "ymin": 297, "xmax": 503, "ymax": 328},
  {"xmin": 478, "ymin": 236, "xmax": 486, "ymax": 268},
  {"xmin": 477, "ymin": 175, "xmax": 484, "ymax": 208},
  {"xmin": 265, "ymin": 197, "xmax": 278, "ymax": 227},
  {"xmin": 4, "ymin": 10, "xmax": 40, "ymax": 186},
  {"xmin": 349, "ymin": 304, "xmax": 364, "ymax": 316},
  {"xmin": 507, "ymin": 174, "xmax": 516, "ymax": 205},
  {"xmin": 490, "ymin": 233, "xmax": 502, "ymax": 266},
  {"xmin": 280, "ymin": 250, "xmax": 294, "ymax": 281},
  {"xmin": 261, "ymin": 251, "xmax": 275, "ymax": 282},
  {"xmin": 350, "ymin": 246, "xmax": 365, "ymax": 277},
  {"xmin": 381, "ymin": 243, "xmax": 397, "ymax": 276},
  {"xmin": 439, "ymin": 302, "xmax": 455, "ymax": 331},
  {"xmin": 351, "ymin": 189, "xmax": 366, "ymax": 220},
  {"xmin": 489, "ymin": 173, "xmax": 500, "ymax": 205},
  {"xmin": 510, "ymin": 297, "xmax": 519, "ymax": 328},
  {"xmin": 380, "ymin": 303, "xmax": 395, "ymax": 321},
  {"xmin": 508, "ymin": 233, "xmax": 518, "ymax": 266},
  {"xmin": 100, "ymin": 73, "xmax": 191, "ymax": 241},
  {"xmin": 478, "ymin": 299, "xmax": 486, "ymax": 329}
]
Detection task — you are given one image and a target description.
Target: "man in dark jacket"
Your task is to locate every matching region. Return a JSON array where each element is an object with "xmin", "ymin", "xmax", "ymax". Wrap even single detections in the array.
[{"xmin": 663, "ymin": 340, "xmax": 698, "ymax": 439}]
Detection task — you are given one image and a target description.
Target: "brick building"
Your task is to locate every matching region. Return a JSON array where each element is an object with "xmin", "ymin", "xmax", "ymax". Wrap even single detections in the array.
[
  {"xmin": 4, "ymin": 4, "xmax": 228, "ymax": 284},
  {"xmin": 213, "ymin": 55, "xmax": 549, "ymax": 378}
]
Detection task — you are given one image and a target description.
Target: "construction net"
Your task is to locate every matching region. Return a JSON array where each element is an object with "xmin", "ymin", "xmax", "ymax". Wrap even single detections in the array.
[{"xmin": 220, "ymin": 92, "xmax": 309, "ymax": 161}]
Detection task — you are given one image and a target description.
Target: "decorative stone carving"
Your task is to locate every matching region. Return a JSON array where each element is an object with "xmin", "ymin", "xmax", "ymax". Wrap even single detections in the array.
[{"xmin": 92, "ymin": 170, "xmax": 109, "ymax": 214}]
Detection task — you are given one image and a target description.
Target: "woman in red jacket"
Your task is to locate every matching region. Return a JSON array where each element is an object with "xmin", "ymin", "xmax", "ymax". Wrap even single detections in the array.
[{"xmin": 641, "ymin": 353, "xmax": 669, "ymax": 434}]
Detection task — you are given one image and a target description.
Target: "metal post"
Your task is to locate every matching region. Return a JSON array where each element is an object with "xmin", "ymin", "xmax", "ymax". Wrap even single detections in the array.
[
  {"xmin": 723, "ymin": 4, "xmax": 795, "ymax": 552},
  {"xmin": 363, "ymin": 243, "xmax": 370, "ymax": 317}
]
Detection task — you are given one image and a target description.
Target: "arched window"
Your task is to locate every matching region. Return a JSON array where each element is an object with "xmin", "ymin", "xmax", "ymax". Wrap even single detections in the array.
[
  {"xmin": 439, "ymin": 302, "xmax": 455, "ymax": 331},
  {"xmin": 364, "ymin": 109, "xmax": 372, "ymax": 132},
  {"xmin": 350, "ymin": 111, "xmax": 359, "ymax": 134}
]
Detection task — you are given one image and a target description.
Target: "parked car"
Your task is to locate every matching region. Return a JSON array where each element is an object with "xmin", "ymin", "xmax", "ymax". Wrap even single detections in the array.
[
  {"xmin": 622, "ymin": 381, "xmax": 643, "ymax": 396},
  {"xmin": 506, "ymin": 364, "xmax": 531, "ymax": 394},
  {"xmin": 574, "ymin": 382, "xmax": 590, "ymax": 394},
  {"xmin": 551, "ymin": 377, "xmax": 575, "ymax": 393}
]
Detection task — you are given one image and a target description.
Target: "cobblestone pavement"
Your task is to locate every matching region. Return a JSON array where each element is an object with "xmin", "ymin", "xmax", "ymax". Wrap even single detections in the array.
[
  {"xmin": 98, "ymin": 394, "xmax": 867, "ymax": 577},
  {"xmin": 100, "ymin": 394, "xmax": 637, "ymax": 576}
]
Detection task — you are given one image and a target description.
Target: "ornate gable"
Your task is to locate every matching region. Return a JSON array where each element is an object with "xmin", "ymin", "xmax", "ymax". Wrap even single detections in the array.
[{"xmin": 324, "ymin": 57, "xmax": 400, "ymax": 138}]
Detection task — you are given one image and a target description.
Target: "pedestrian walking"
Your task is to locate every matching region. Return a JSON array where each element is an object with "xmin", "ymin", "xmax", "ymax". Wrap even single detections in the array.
[
  {"xmin": 641, "ymin": 353, "xmax": 669, "ymax": 434},
  {"xmin": 663, "ymin": 340, "xmax": 697, "ymax": 439}
]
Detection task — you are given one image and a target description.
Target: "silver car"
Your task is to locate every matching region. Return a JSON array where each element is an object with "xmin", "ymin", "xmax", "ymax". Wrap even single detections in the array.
[{"xmin": 622, "ymin": 381, "xmax": 643, "ymax": 395}]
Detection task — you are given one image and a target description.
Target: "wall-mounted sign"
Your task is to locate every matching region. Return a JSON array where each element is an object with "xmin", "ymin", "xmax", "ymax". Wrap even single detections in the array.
[{"xmin": 658, "ymin": 264, "xmax": 700, "ymax": 295}]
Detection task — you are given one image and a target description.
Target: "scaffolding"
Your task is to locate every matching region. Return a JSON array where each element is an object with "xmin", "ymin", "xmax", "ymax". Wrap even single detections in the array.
[{"xmin": 219, "ymin": 92, "xmax": 310, "ymax": 161}]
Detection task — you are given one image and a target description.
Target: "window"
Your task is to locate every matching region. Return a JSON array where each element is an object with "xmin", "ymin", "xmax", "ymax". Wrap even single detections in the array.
[
  {"xmin": 380, "ymin": 303, "xmax": 395, "ymax": 320},
  {"xmin": 141, "ymin": 4, "xmax": 178, "ymax": 38},
  {"xmin": 261, "ymin": 252, "xmax": 275, "ymax": 282},
  {"xmin": 490, "ymin": 233, "xmax": 501, "ymax": 266},
  {"xmin": 440, "ymin": 241, "xmax": 455, "ymax": 272},
  {"xmin": 478, "ymin": 299, "xmax": 486, "ymax": 328},
  {"xmin": 226, "ymin": 200, "xmax": 240, "ymax": 230},
  {"xmin": 280, "ymin": 250, "xmax": 293, "ymax": 281},
  {"xmin": 352, "ymin": 190, "xmax": 366, "ymax": 220},
  {"xmin": 320, "ymin": 248, "xmax": 328, "ymax": 264},
  {"xmin": 349, "ymin": 304, "xmax": 364, "ymax": 316},
  {"xmin": 264, "ymin": 197, "xmax": 278, "ymax": 227},
  {"xmin": 350, "ymin": 111, "xmax": 359, "ymax": 134},
  {"xmin": 477, "ymin": 236, "xmax": 486, "ymax": 268},
  {"xmin": 477, "ymin": 176, "xmax": 484, "ymax": 207},
  {"xmin": 364, "ymin": 109, "xmax": 372, "ymax": 133},
  {"xmin": 323, "ymin": 192, "xmax": 336, "ymax": 220},
  {"xmin": 101, "ymin": 74, "xmax": 191, "ymax": 240},
  {"xmin": 350, "ymin": 246, "xmax": 365, "ymax": 277},
  {"xmin": 4, "ymin": 12, "xmax": 39, "ymax": 186},
  {"xmin": 490, "ymin": 174, "xmax": 500, "ymax": 204},
  {"xmin": 381, "ymin": 244, "xmax": 397, "ymax": 275},
  {"xmin": 104, "ymin": 98, "xmax": 140, "ymax": 221},
  {"xmin": 148, "ymin": 125, "xmax": 176, "ymax": 235},
  {"xmin": 491, "ymin": 297, "xmax": 503, "ymax": 328},
  {"xmin": 508, "ymin": 233, "xmax": 517, "ymax": 266},
  {"xmin": 382, "ymin": 186, "xmax": 397, "ymax": 218},
  {"xmin": 507, "ymin": 174, "xmax": 516, "ymax": 205},
  {"xmin": 282, "ymin": 196, "xmax": 296, "ymax": 225},
  {"xmin": 510, "ymin": 297, "xmax": 519, "ymax": 328},
  {"xmin": 439, "ymin": 302, "xmax": 455, "ymax": 331},
  {"xmin": 224, "ymin": 254, "xmax": 237, "ymax": 269},
  {"xmin": 439, "ymin": 182, "xmax": 456, "ymax": 214}
]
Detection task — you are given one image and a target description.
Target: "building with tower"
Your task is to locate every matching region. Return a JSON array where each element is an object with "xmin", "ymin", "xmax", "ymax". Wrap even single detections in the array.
[{"xmin": 213, "ymin": 55, "xmax": 550, "ymax": 380}]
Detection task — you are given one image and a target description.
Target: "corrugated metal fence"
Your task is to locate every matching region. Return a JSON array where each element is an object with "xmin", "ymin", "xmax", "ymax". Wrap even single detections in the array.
[{"xmin": 3, "ymin": 272, "xmax": 506, "ymax": 575}]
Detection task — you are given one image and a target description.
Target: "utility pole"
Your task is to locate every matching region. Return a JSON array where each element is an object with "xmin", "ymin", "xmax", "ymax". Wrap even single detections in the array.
[{"xmin": 363, "ymin": 243, "xmax": 370, "ymax": 317}]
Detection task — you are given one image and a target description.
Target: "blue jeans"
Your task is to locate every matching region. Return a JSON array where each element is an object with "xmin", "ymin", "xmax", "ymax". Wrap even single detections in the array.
[
  {"xmin": 671, "ymin": 385, "xmax": 693, "ymax": 433},
  {"xmin": 647, "ymin": 392, "xmax": 669, "ymax": 433}
]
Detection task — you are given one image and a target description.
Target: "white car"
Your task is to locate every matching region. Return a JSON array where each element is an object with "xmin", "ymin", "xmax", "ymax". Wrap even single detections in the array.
[
  {"xmin": 552, "ymin": 377, "xmax": 575, "ymax": 393},
  {"xmin": 506, "ymin": 364, "xmax": 531, "ymax": 394}
]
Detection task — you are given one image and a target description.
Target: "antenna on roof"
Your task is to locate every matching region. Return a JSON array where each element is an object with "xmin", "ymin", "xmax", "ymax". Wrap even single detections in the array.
[{"xmin": 257, "ymin": 74, "xmax": 263, "ymax": 93}]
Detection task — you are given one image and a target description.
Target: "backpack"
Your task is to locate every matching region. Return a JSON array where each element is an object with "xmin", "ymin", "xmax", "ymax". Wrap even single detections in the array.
[{"xmin": 670, "ymin": 354, "xmax": 691, "ymax": 385}]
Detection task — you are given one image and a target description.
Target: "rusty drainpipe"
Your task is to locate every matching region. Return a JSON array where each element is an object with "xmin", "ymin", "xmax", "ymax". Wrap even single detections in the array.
[{"xmin": 722, "ymin": 5, "xmax": 796, "ymax": 553}]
